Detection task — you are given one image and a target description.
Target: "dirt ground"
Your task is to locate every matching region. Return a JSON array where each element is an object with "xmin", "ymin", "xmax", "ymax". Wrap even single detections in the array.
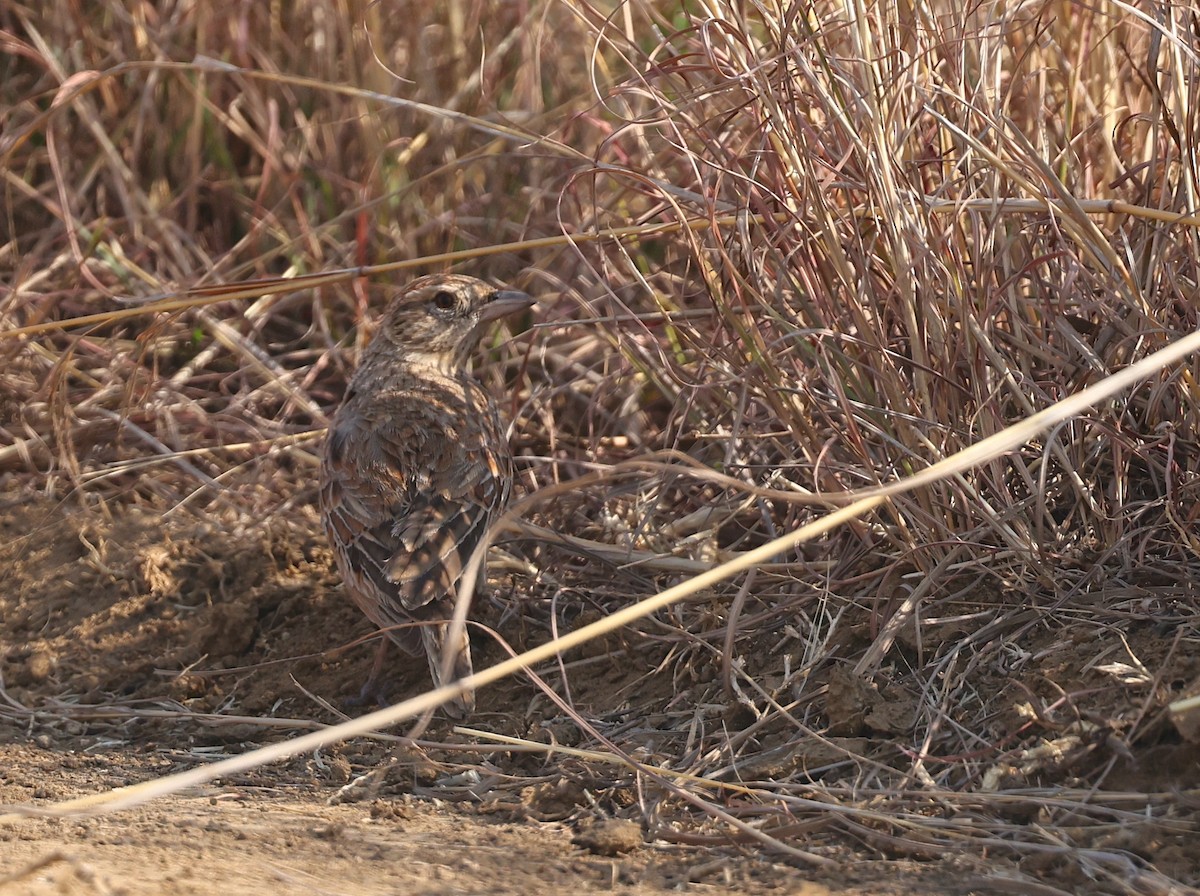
[
  {"xmin": 0, "ymin": 494, "xmax": 1196, "ymax": 895},
  {"xmin": 0, "ymin": 769, "xmax": 838, "ymax": 896}
]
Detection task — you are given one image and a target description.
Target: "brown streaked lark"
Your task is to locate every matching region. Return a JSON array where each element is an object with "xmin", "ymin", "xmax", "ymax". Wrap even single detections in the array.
[{"xmin": 319, "ymin": 274, "xmax": 533, "ymax": 717}]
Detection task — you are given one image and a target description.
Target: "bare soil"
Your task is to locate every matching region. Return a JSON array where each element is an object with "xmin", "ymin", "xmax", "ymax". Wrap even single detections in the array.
[{"xmin": 0, "ymin": 495, "xmax": 1195, "ymax": 895}]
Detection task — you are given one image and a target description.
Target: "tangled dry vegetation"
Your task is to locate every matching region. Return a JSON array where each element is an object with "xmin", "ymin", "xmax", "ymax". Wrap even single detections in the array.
[{"xmin": 3, "ymin": 1, "xmax": 1200, "ymax": 893}]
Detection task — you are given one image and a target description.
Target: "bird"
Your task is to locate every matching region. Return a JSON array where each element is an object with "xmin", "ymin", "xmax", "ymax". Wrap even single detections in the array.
[{"xmin": 318, "ymin": 274, "xmax": 533, "ymax": 717}]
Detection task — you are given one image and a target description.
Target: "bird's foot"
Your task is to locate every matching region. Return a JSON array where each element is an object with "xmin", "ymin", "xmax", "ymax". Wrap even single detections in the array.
[{"xmin": 343, "ymin": 637, "xmax": 393, "ymax": 709}]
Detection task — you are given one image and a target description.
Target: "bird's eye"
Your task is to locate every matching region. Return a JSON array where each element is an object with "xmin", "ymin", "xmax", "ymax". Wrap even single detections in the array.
[{"xmin": 430, "ymin": 290, "xmax": 457, "ymax": 312}]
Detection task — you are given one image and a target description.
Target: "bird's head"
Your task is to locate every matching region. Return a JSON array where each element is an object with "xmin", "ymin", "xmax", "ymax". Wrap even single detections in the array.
[{"xmin": 367, "ymin": 274, "xmax": 534, "ymax": 372}]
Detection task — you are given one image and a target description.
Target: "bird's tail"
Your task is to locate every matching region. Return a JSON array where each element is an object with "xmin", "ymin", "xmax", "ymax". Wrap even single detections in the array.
[{"xmin": 421, "ymin": 622, "xmax": 475, "ymax": 718}]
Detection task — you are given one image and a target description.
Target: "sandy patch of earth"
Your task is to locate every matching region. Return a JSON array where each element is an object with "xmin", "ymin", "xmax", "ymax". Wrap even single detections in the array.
[{"xmin": 1, "ymin": 496, "xmax": 1196, "ymax": 894}]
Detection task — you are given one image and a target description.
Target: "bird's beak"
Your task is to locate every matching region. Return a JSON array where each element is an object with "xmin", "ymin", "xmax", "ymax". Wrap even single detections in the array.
[{"xmin": 478, "ymin": 289, "xmax": 535, "ymax": 323}]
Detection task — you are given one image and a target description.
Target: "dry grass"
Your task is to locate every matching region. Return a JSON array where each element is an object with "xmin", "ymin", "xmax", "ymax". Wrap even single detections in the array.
[{"xmin": 3, "ymin": 1, "xmax": 1200, "ymax": 893}]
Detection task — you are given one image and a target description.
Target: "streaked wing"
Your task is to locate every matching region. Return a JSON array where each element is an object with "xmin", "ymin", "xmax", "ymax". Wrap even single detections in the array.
[
  {"xmin": 319, "ymin": 383, "xmax": 509, "ymax": 629},
  {"xmin": 386, "ymin": 483, "xmax": 505, "ymax": 609}
]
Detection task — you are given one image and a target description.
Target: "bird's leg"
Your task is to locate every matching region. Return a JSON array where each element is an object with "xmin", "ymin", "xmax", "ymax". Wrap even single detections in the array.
[{"xmin": 345, "ymin": 636, "xmax": 392, "ymax": 708}]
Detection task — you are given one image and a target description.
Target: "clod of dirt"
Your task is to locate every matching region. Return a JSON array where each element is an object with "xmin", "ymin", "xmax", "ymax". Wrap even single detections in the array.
[
  {"xmin": 824, "ymin": 667, "xmax": 916, "ymax": 736},
  {"xmin": 1168, "ymin": 679, "xmax": 1200, "ymax": 742},
  {"xmin": 516, "ymin": 778, "xmax": 587, "ymax": 820},
  {"xmin": 573, "ymin": 818, "xmax": 643, "ymax": 856},
  {"xmin": 26, "ymin": 650, "xmax": 57, "ymax": 683},
  {"xmin": 824, "ymin": 666, "xmax": 875, "ymax": 735}
]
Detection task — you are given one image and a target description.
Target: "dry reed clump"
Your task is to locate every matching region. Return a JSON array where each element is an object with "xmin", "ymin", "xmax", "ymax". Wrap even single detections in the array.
[{"xmin": 2, "ymin": 0, "xmax": 1200, "ymax": 892}]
